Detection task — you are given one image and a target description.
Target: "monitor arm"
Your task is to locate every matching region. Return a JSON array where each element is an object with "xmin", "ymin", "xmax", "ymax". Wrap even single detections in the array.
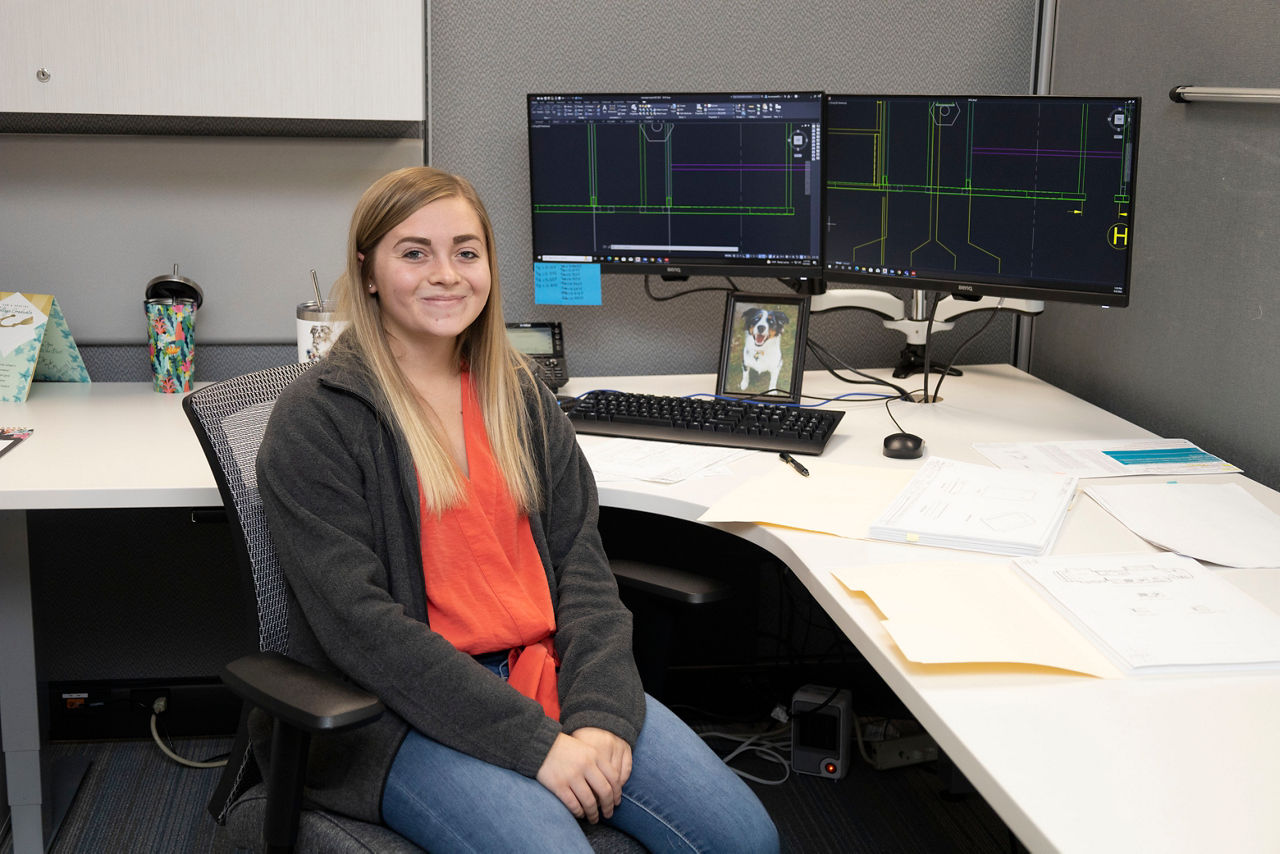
[
  {"xmin": 809, "ymin": 288, "xmax": 1045, "ymax": 378},
  {"xmin": 807, "ymin": 287, "xmax": 906, "ymax": 320}
]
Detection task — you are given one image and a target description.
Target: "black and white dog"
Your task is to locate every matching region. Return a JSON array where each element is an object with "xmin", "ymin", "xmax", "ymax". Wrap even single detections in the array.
[{"xmin": 740, "ymin": 308, "xmax": 789, "ymax": 391}]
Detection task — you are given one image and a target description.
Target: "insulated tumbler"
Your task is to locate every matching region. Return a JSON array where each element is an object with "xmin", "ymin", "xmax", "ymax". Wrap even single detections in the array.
[
  {"xmin": 145, "ymin": 265, "xmax": 203, "ymax": 393},
  {"xmin": 296, "ymin": 300, "xmax": 345, "ymax": 363}
]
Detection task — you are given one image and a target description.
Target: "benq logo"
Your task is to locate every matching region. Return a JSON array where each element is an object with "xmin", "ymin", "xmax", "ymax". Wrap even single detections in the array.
[
  {"xmin": 666, "ymin": 267, "xmax": 683, "ymax": 274},
  {"xmin": 957, "ymin": 284, "xmax": 975, "ymax": 293}
]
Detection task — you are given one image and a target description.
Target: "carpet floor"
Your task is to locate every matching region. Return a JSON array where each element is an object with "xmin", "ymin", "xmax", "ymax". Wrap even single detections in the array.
[{"xmin": 2, "ymin": 732, "xmax": 1013, "ymax": 853}]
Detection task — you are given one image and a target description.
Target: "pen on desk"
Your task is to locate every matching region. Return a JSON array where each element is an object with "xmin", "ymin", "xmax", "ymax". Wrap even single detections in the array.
[{"xmin": 779, "ymin": 452, "xmax": 809, "ymax": 477}]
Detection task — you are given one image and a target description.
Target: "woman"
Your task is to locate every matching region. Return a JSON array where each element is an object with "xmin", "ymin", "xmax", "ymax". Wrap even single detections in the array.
[{"xmin": 256, "ymin": 166, "xmax": 778, "ymax": 853}]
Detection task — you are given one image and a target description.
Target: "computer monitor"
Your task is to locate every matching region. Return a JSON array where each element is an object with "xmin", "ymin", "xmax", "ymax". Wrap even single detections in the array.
[
  {"xmin": 822, "ymin": 94, "xmax": 1140, "ymax": 307},
  {"xmin": 527, "ymin": 91, "xmax": 824, "ymax": 280}
]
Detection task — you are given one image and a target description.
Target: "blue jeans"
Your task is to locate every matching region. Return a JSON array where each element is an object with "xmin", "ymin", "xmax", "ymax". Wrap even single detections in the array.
[{"xmin": 382, "ymin": 660, "xmax": 778, "ymax": 853}]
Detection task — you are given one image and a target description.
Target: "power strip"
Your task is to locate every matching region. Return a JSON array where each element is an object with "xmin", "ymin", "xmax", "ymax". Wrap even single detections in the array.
[{"xmin": 867, "ymin": 733, "xmax": 938, "ymax": 770}]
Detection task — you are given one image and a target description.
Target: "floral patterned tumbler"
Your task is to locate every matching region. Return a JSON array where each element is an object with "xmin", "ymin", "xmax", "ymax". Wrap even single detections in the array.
[{"xmin": 144, "ymin": 265, "xmax": 203, "ymax": 393}]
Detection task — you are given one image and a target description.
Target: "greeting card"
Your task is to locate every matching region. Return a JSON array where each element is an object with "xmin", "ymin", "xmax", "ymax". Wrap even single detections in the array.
[{"xmin": 0, "ymin": 292, "xmax": 90, "ymax": 402}]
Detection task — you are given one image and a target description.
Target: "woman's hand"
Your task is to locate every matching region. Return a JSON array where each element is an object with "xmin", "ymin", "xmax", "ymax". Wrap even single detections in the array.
[
  {"xmin": 571, "ymin": 726, "xmax": 632, "ymax": 802},
  {"xmin": 535, "ymin": 732, "xmax": 619, "ymax": 823}
]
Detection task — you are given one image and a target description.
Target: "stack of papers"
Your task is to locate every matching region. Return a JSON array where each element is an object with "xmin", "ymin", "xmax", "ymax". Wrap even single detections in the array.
[
  {"xmin": 868, "ymin": 457, "xmax": 1077, "ymax": 556},
  {"xmin": 1016, "ymin": 553, "xmax": 1280, "ymax": 674},
  {"xmin": 1085, "ymin": 482, "xmax": 1280, "ymax": 568},
  {"xmin": 974, "ymin": 438, "xmax": 1240, "ymax": 478}
]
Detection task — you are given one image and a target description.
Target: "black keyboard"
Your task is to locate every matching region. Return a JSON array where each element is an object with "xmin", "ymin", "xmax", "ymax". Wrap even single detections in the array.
[{"xmin": 562, "ymin": 390, "xmax": 844, "ymax": 456}]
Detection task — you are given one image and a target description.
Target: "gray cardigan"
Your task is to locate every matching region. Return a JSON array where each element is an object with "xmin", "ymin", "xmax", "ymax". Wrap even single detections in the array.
[{"xmin": 255, "ymin": 339, "xmax": 644, "ymax": 822}]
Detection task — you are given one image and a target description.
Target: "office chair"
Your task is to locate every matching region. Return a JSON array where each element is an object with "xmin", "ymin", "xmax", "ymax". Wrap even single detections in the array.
[{"xmin": 184, "ymin": 363, "xmax": 645, "ymax": 853}]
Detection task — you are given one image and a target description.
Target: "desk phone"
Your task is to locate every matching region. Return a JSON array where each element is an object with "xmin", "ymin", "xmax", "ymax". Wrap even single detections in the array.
[{"xmin": 506, "ymin": 321, "xmax": 568, "ymax": 391}]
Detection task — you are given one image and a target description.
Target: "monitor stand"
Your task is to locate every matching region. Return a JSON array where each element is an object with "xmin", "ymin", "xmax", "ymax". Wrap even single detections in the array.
[{"xmin": 809, "ymin": 287, "xmax": 1045, "ymax": 380}]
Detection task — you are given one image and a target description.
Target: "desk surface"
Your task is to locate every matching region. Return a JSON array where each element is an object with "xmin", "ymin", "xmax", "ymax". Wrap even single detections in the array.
[
  {"xmin": 4, "ymin": 366, "xmax": 1279, "ymax": 854},
  {"xmin": 559, "ymin": 366, "xmax": 1280, "ymax": 854},
  {"xmin": 0, "ymin": 382, "xmax": 218, "ymax": 510}
]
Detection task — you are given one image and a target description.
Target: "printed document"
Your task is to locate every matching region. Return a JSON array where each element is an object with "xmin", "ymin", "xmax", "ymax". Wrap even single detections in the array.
[
  {"xmin": 973, "ymin": 438, "xmax": 1239, "ymax": 478},
  {"xmin": 1016, "ymin": 553, "xmax": 1280, "ymax": 673},
  {"xmin": 1085, "ymin": 482, "xmax": 1280, "ymax": 568},
  {"xmin": 581, "ymin": 437, "xmax": 750, "ymax": 483},
  {"xmin": 868, "ymin": 457, "xmax": 1077, "ymax": 556}
]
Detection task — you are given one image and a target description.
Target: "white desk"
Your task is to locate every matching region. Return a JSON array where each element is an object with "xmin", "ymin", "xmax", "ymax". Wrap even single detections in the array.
[
  {"xmin": 560, "ymin": 365, "xmax": 1280, "ymax": 854},
  {"xmin": 3, "ymin": 367, "xmax": 1278, "ymax": 853},
  {"xmin": 0, "ymin": 384, "xmax": 218, "ymax": 853}
]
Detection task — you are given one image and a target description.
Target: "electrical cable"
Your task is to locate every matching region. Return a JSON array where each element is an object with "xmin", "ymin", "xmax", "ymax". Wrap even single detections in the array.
[
  {"xmin": 928, "ymin": 305, "xmax": 1002, "ymax": 401},
  {"xmin": 805, "ymin": 338, "xmax": 913, "ymax": 400},
  {"xmin": 642, "ymin": 275, "xmax": 739, "ymax": 301},
  {"xmin": 884, "ymin": 396, "xmax": 907, "ymax": 435},
  {"xmin": 798, "ymin": 390, "xmax": 896, "ymax": 405},
  {"xmin": 850, "ymin": 712, "xmax": 877, "ymax": 766},
  {"xmin": 883, "ymin": 388, "xmax": 927, "ymax": 440},
  {"xmin": 922, "ymin": 292, "xmax": 941, "ymax": 402},
  {"xmin": 150, "ymin": 715, "xmax": 226, "ymax": 768},
  {"xmin": 700, "ymin": 725, "xmax": 792, "ymax": 785},
  {"xmin": 148, "ymin": 699, "xmax": 226, "ymax": 769}
]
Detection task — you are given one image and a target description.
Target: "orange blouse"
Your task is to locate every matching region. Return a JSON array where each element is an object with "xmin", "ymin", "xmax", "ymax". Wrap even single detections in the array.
[{"xmin": 419, "ymin": 372, "xmax": 560, "ymax": 720}]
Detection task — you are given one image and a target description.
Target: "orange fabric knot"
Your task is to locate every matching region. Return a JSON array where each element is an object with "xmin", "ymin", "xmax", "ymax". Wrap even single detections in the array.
[{"xmin": 507, "ymin": 637, "xmax": 561, "ymax": 721}]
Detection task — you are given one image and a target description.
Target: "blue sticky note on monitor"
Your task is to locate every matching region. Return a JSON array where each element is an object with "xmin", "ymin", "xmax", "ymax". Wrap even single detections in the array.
[{"xmin": 534, "ymin": 262, "xmax": 602, "ymax": 306}]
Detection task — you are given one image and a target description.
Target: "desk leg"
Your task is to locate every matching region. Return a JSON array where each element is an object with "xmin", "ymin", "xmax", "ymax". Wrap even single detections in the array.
[
  {"xmin": 1, "ymin": 509, "xmax": 87, "ymax": 853},
  {"xmin": 0, "ymin": 508, "xmax": 48, "ymax": 852}
]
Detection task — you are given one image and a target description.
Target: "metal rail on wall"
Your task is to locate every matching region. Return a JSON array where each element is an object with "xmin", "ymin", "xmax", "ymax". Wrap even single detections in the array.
[{"xmin": 1169, "ymin": 86, "xmax": 1280, "ymax": 104}]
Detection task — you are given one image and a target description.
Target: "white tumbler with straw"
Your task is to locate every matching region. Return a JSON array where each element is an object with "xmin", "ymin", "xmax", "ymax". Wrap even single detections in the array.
[{"xmin": 296, "ymin": 269, "xmax": 346, "ymax": 363}]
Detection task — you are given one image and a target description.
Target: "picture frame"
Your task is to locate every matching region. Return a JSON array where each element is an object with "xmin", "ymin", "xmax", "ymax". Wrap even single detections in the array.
[{"xmin": 715, "ymin": 292, "xmax": 810, "ymax": 404}]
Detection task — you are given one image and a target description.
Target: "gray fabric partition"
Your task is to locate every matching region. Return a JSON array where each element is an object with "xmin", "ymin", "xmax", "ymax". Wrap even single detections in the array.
[
  {"xmin": 1032, "ymin": 0, "xmax": 1280, "ymax": 490},
  {"xmin": 0, "ymin": 136, "xmax": 424, "ymax": 345},
  {"xmin": 429, "ymin": 0, "xmax": 1038, "ymax": 378}
]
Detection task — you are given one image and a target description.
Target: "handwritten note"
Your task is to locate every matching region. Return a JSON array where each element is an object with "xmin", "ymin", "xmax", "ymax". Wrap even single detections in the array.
[{"xmin": 534, "ymin": 263, "xmax": 602, "ymax": 306}]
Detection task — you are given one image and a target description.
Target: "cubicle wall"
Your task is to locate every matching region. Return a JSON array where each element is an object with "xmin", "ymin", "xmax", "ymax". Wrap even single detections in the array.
[
  {"xmin": 0, "ymin": 136, "xmax": 424, "ymax": 346},
  {"xmin": 1031, "ymin": 0, "xmax": 1280, "ymax": 491},
  {"xmin": 428, "ymin": 0, "xmax": 1038, "ymax": 379}
]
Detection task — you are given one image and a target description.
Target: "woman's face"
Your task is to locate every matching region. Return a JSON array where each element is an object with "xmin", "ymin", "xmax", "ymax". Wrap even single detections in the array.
[{"xmin": 364, "ymin": 195, "xmax": 492, "ymax": 353}]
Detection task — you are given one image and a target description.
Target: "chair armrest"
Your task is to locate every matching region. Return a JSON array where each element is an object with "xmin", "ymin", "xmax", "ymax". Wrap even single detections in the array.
[
  {"xmin": 610, "ymin": 559, "xmax": 733, "ymax": 604},
  {"xmin": 222, "ymin": 651, "xmax": 383, "ymax": 734}
]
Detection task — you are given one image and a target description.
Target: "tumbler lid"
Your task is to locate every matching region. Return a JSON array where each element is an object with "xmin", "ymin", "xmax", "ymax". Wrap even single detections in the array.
[
  {"xmin": 146, "ymin": 264, "xmax": 203, "ymax": 308},
  {"xmin": 297, "ymin": 300, "xmax": 340, "ymax": 321}
]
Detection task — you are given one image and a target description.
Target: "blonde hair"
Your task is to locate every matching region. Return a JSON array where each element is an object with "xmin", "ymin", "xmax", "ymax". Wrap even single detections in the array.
[{"xmin": 334, "ymin": 166, "xmax": 542, "ymax": 513}]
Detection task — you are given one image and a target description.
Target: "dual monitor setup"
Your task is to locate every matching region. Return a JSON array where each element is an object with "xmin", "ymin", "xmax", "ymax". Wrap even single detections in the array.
[
  {"xmin": 527, "ymin": 90, "xmax": 1140, "ymax": 374},
  {"xmin": 526, "ymin": 90, "xmax": 1141, "ymax": 458}
]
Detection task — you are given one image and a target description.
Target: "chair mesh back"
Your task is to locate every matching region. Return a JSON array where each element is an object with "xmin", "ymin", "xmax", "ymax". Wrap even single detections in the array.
[{"xmin": 183, "ymin": 362, "xmax": 314, "ymax": 654}]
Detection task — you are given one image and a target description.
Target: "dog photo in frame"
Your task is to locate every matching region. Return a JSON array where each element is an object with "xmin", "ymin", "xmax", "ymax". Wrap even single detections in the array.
[{"xmin": 716, "ymin": 292, "xmax": 810, "ymax": 404}]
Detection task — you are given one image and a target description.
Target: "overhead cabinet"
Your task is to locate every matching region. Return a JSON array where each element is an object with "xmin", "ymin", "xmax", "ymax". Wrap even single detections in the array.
[{"xmin": 1, "ymin": 0, "xmax": 424, "ymax": 122}]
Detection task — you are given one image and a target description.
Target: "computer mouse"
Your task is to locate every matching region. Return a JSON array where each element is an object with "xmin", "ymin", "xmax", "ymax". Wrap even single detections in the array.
[{"xmin": 883, "ymin": 432, "xmax": 925, "ymax": 460}]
